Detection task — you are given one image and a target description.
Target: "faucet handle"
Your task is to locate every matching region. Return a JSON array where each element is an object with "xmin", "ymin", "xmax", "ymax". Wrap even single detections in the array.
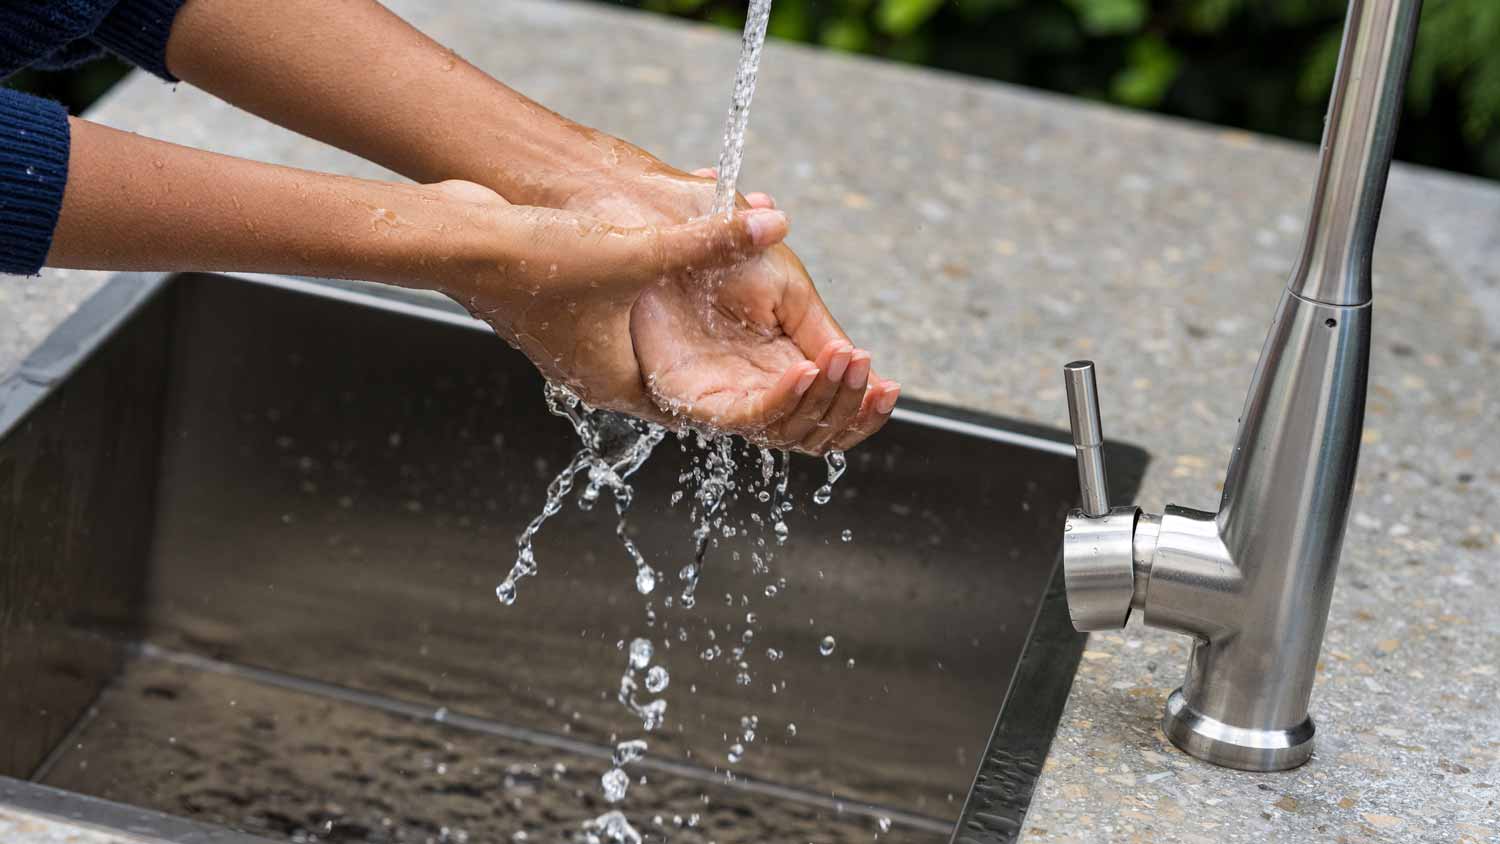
[
  {"xmin": 1064, "ymin": 361, "xmax": 1110, "ymax": 517},
  {"xmin": 1062, "ymin": 360, "xmax": 1140, "ymax": 631}
]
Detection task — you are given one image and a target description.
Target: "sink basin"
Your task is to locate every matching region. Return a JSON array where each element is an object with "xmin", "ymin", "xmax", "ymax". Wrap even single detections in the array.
[{"xmin": 0, "ymin": 272, "xmax": 1146, "ymax": 843}]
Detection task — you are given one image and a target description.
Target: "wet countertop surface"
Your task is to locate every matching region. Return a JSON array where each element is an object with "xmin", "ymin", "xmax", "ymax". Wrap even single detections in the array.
[{"xmin": 4, "ymin": 1, "xmax": 1497, "ymax": 842}]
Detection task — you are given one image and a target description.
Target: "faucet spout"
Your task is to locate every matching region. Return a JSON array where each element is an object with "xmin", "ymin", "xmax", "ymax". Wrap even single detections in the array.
[{"xmin": 1289, "ymin": 0, "xmax": 1423, "ymax": 306}]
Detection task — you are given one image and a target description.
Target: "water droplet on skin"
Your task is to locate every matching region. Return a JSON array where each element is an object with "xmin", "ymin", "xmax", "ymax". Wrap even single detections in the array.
[
  {"xmin": 645, "ymin": 665, "xmax": 670, "ymax": 694},
  {"xmin": 629, "ymin": 638, "xmax": 654, "ymax": 671},
  {"xmin": 820, "ymin": 635, "xmax": 836, "ymax": 656}
]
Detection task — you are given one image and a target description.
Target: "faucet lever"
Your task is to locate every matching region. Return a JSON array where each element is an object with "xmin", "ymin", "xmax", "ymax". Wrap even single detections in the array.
[{"xmin": 1064, "ymin": 360, "xmax": 1110, "ymax": 517}]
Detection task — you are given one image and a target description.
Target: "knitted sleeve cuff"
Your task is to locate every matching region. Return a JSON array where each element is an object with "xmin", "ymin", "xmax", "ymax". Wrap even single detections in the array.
[
  {"xmin": 91, "ymin": 0, "xmax": 190, "ymax": 82},
  {"xmin": 0, "ymin": 89, "xmax": 71, "ymax": 276}
]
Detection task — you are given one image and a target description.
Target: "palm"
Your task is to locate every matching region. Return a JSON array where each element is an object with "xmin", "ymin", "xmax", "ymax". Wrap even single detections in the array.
[{"xmin": 630, "ymin": 245, "xmax": 807, "ymax": 431}]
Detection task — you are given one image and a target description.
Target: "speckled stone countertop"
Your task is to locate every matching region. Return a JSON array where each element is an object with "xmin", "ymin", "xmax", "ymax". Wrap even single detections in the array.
[
  {"xmin": 4, "ymin": 1, "xmax": 1497, "ymax": 842},
  {"xmin": 0, "ymin": 810, "xmax": 143, "ymax": 844}
]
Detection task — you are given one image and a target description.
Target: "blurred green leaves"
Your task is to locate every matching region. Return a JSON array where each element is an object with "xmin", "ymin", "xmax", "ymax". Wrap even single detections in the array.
[
  {"xmin": 1112, "ymin": 34, "xmax": 1178, "ymax": 107},
  {"xmin": 876, "ymin": 0, "xmax": 945, "ymax": 36},
  {"xmin": 1065, "ymin": 0, "xmax": 1146, "ymax": 36}
]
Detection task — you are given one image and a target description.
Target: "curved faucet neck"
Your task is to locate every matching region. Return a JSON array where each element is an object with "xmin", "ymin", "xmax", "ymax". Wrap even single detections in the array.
[{"xmin": 1288, "ymin": 0, "xmax": 1423, "ymax": 307}]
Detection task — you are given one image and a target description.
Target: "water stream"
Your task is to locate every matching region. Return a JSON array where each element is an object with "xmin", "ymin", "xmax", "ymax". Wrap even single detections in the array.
[
  {"xmin": 710, "ymin": 0, "xmax": 775, "ymax": 217},
  {"xmin": 490, "ymin": 4, "xmax": 866, "ymax": 840}
]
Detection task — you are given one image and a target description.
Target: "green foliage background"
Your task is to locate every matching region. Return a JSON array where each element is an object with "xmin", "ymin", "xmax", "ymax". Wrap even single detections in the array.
[{"xmin": 606, "ymin": 0, "xmax": 1500, "ymax": 180}]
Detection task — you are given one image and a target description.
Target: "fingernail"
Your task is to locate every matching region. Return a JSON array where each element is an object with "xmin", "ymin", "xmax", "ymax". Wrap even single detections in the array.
[
  {"xmin": 877, "ymin": 385, "xmax": 900, "ymax": 414},
  {"xmin": 827, "ymin": 347, "xmax": 852, "ymax": 383},
  {"xmin": 745, "ymin": 210, "xmax": 787, "ymax": 246},
  {"xmin": 844, "ymin": 353, "xmax": 871, "ymax": 388},
  {"xmin": 795, "ymin": 368, "xmax": 818, "ymax": 395}
]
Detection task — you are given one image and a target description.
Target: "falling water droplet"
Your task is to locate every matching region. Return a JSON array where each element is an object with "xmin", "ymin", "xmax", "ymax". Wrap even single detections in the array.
[
  {"xmin": 813, "ymin": 450, "xmax": 848, "ymax": 505},
  {"xmin": 727, "ymin": 743, "xmax": 745, "ymax": 764},
  {"xmin": 601, "ymin": 768, "xmax": 629, "ymax": 803},
  {"xmin": 841, "ymin": 529, "xmax": 853, "ymax": 542},
  {"xmin": 878, "ymin": 817, "xmax": 892, "ymax": 833},
  {"xmin": 819, "ymin": 635, "xmax": 836, "ymax": 656},
  {"xmin": 629, "ymin": 638, "xmax": 654, "ymax": 671},
  {"xmin": 613, "ymin": 740, "xmax": 648, "ymax": 767},
  {"xmin": 635, "ymin": 566, "xmax": 657, "ymax": 595},
  {"xmin": 495, "ymin": 580, "xmax": 517, "ymax": 605},
  {"xmin": 645, "ymin": 665, "xmax": 670, "ymax": 694}
]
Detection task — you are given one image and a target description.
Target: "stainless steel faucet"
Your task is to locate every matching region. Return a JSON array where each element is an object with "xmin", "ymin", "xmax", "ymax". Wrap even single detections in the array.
[{"xmin": 1060, "ymin": 0, "xmax": 1422, "ymax": 772}]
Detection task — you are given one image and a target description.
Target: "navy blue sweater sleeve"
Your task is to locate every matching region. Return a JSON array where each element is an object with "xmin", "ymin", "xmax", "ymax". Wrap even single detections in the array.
[
  {"xmin": 1, "ymin": 0, "xmax": 188, "ymax": 274},
  {"xmin": 0, "ymin": 89, "xmax": 70, "ymax": 275},
  {"xmin": 91, "ymin": 0, "xmax": 190, "ymax": 81},
  {"xmin": 0, "ymin": 1, "xmax": 117, "ymax": 74}
]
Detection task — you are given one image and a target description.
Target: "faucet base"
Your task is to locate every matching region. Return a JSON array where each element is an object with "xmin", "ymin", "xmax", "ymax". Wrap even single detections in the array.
[{"xmin": 1162, "ymin": 689, "xmax": 1315, "ymax": 772}]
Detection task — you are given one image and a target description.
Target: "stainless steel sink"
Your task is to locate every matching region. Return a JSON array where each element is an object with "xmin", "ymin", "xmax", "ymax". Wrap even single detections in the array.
[{"xmin": 0, "ymin": 272, "xmax": 1146, "ymax": 843}]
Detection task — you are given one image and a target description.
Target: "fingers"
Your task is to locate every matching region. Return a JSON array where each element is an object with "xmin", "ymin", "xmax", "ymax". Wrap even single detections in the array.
[
  {"xmin": 830, "ymin": 380, "xmax": 901, "ymax": 452},
  {"xmin": 639, "ymin": 208, "xmax": 789, "ymax": 281},
  {"xmin": 777, "ymin": 340, "xmax": 852, "ymax": 442},
  {"xmin": 801, "ymin": 350, "xmax": 870, "ymax": 453},
  {"xmin": 752, "ymin": 360, "xmax": 819, "ymax": 430}
]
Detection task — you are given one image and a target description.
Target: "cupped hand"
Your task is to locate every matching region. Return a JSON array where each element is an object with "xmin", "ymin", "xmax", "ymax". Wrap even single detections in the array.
[
  {"xmin": 424, "ymin": 180, "xmax": 792, "ymax": 428},
  {"xmin": 557, "ymin": 169, "xmax": 900, "ymax": 454}
]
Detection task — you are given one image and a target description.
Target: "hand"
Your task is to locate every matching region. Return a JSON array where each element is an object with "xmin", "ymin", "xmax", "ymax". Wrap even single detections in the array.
[
  {"xmin": 557, "ymin": 168, "xmax": 901, "ymax": 454},
  {"xmin": 427, "ymin": 182, "xmax": 801, "ymax": 429}
]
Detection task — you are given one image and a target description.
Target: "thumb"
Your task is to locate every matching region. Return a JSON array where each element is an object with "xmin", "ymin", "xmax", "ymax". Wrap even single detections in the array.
[{"xmin": 636, "ymin": 208, "xmax": 789, "ymax": 281}]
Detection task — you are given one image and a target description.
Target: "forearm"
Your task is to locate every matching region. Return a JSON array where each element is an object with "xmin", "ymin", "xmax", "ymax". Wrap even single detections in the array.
[
  {"xmin": 163, "ymin": 0, "xmax": 675, "ymax": 209},
  {"xmin": 48, "ymin": 117, "xmax": 472, "ymax": 288}
]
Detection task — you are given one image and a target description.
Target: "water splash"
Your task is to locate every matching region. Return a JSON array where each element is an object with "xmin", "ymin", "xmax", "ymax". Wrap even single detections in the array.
[
  {"xmin": 495, "ymin": 383, "xmax": 665, "ymax": 606},
  {"xmin": 710, "ymin": 0, "xmax": 775, "ymax": 217}
]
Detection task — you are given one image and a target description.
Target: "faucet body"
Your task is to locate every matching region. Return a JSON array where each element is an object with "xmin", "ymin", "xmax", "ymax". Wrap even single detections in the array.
[{"xmin": 1061, "ymin": 0, "xmax": 1421, "ymax": 771}]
